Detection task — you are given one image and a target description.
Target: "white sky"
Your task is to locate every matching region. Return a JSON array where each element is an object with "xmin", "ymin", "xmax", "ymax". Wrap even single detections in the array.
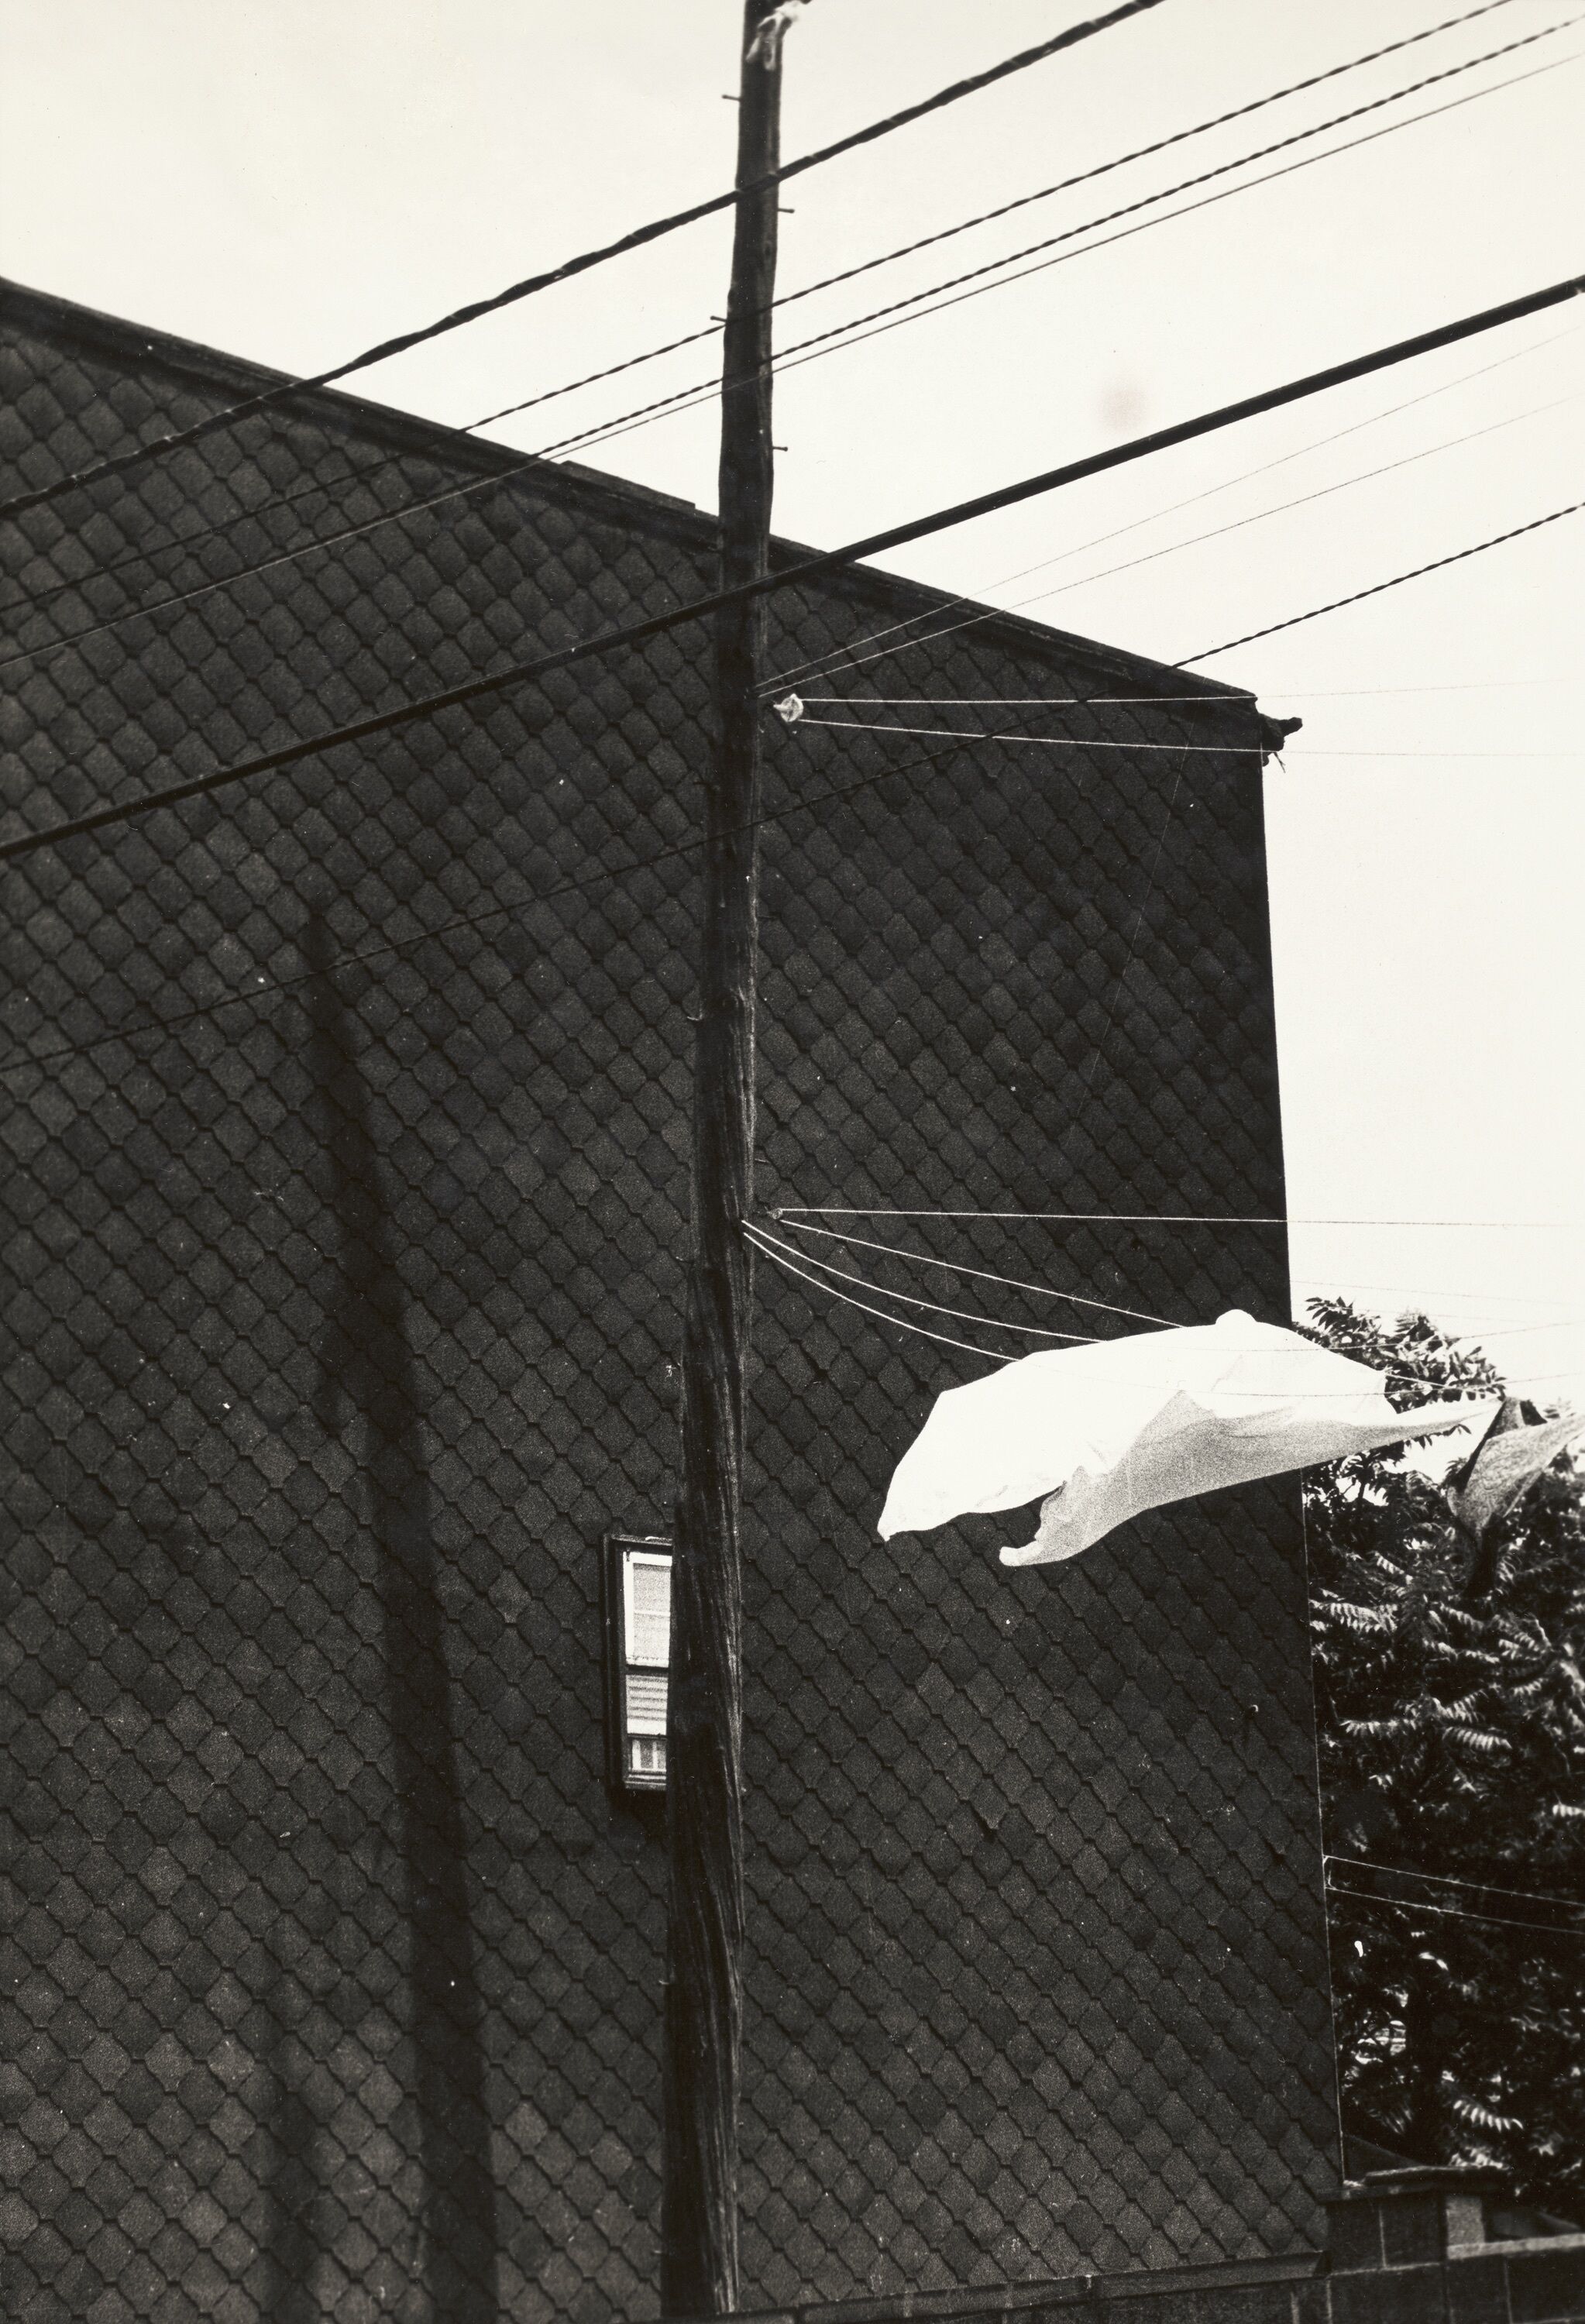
[{"xmin": 2, "ymin": 0, "xmax": 1581, "ymax": 1404}]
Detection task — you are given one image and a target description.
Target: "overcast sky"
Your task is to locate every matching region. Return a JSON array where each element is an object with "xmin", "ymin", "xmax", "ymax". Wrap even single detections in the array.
[{"xmin": 2, "ymin": 0, "xmax": 1580, "ymax": 1407}]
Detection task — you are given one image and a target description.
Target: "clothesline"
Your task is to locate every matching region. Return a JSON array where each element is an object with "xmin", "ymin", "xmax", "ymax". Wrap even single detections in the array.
[
  {"xmin": 1327, "ymin": 1882, "xmax": 1585, "ymax": 1941},
  {"xmin": 773, "ymin": 1218, "xmax": 1177, "ymax": 1327},
  {"xmin": 779, "ymin": 708, "xmax": 1582, "ymax": 761},
  {"xmin": 744, "ymin": 1226, "xmax": 1009, "ymax": 1361},
  {"xmin": 790, "ymin": 679, "xmax": 1571, "ymax": 705},
  {"xmin": 745, "ymin": 1225, "xmax": 1094, "ymax": 1342},
  {"xmin": 751, "ymin": 1227, "xmax": 1580, "ymax": 1394},
  {"xmin": 1326, "ymin": 1852, "xmax": 1585, "ymax": 1913},
  {"xmin": 772, "ymin": 1222, "xmax": 1581, "ymax": 1339},
  {"xmin": 772, "ymin": 1208, "xmax": 1580, "ymax": 1229},
  {"xmin": 777, "ymin": 710, "xmax": 1255, "ymax": 752}
]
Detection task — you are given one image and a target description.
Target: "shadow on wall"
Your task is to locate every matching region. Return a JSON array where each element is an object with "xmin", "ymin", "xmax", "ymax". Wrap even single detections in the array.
[{"xmin": 262, "ymin": 913, "xmax": 499, "ymax": 2320}]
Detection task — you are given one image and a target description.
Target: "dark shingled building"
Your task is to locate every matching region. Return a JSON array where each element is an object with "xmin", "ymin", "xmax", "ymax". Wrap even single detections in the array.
[{"xmin": 2, "ymin": 280, "xmax": 1342, "ymax": 2324}]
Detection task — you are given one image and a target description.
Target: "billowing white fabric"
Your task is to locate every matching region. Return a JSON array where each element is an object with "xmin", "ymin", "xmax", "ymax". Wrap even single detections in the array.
[
  {"xmin": 876, "ymin": 1310, "xmax": 1495, "ymax": 1567},
  {"xmin": 1447, "ymin": 1401, "xmax": 1582, "ymax": 1542}
]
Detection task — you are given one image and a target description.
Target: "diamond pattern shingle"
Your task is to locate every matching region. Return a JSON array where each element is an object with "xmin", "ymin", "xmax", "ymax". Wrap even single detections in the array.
[{"xmin": 0, "ymin": 279, "xmax": 1337, "ymax": 2324}]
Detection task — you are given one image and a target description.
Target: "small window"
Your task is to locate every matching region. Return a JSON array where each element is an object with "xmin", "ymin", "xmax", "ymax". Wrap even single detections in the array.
[{"xmin": 602, "ymin": 1535, "xmax": 672, "ymax": 1795}]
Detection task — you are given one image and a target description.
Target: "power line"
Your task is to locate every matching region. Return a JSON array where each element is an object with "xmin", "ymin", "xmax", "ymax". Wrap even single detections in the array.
[
  {"xmin": 463, "ymin": 0, "xmax": 1527, "ymax": 442},
  {"xmin": 12, "ymin": 21, "xmax": 1562, "ymax": 682},
  {"xmin": 762, "ymin": 314, "xmax": 1585, "ymax": 695},
  {"xmin": 1183, "ymin": 495, "xmax": 1585, "ymax": 665},
  {"xmin": 20, "ymin": 350, "xmax": 1575, "ymax": 693},
  {"xmin": 9, "ymin": 13, "xmax": 1564, "ymax": 682},
  {"xmin": 0, "ymin": 390, "xmax": 720, "ymax": 682},
  {"xmin": 0, "ymin": 733, "xmax": 982, "ymax": 1081},
  {"xmin": 767, "ymin": 381, "xmax": 1584, "ymax": 699},
  {"xmin": 494, "ymin": 22, "xmax": 1582, "ymax": 551},
  {"xmin": 0, "ymin": 0, "xmax": 1170, "ymax": 528},
  {"xmin": 6, "ymin": 266, "xmax": 1583, "ymax": 868},
  {"xmin": 794, "ymin": 680, "xmax": 1574, "ymax": 703},
  {"xmin": 769, "ymin": 1232, "xmax": 1583, "ymax": 1334},
  {"xmin": 701, "ymin": 32, "xmax": 1584, "ymax": 507},
  {"xmin": 2, "ymin": 5, "xmax": 1501, "ymax": 639},
  {"xmin": 0, "ymin": 450, "xmax": 391, "ymax": 621}
]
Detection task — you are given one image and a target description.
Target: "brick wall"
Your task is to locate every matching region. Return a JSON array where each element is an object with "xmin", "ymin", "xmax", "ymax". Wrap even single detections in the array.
[{"xmin": 2, "ymin": 280, "xmax": 1338, "ymax": 2324}]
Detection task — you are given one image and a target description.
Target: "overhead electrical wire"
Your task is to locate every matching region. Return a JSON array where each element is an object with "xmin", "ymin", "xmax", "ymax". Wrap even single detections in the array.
[
  {"xmin": 462, "ymin": 0, "xmax": 1528, "ymax": 442},
  {"xmin": 0, "ymin": 452, "xmax": 401, "ymax": 621},
  {"xmin": 0, "ymin": 731, "xmax": 984, "ymax": 1080},
  {"xmin": 17, "ymin": 293, "xmax": 1573, "ymax": 691},
  {"xmin": 0, "ymin": 5, "xmax": 1516, "ymax": 633},
  {"xmin": 0, "ymin": 9, "xmax": 1503, "ymax": 640},
  {"xmin": 797, "ymin": 679, "xmax": 1573, "ymax": 703},
  {"xmin": 597, "ymin": 26, "xmax": 1583, "ymax": 521},
  {"xmin": 6, "ymin": 264, "xmax": 1583, "ymax": 868},
  {"xmin": 5, "ymin": 15, "xmax": 1568, "ymax": 672},
  {"xmin": 763, "ymin": 379, "xmax": 1585, "ymax": 710},
  {"xmin": 764, "ymin": 314, "xmax": 1585, "ymax": 695},
  {"xmin": 0, "ymin": 0, "xmax": 1170, "ymax": 528},
  {"xmin": 1182, "ymin": 494, "xmax": 1585, "ymax": 664},
  {"xmin": 741, "ymin": 21, "xmax": 1583, "ymax": 399},
  {"xmin": 383, "ymin": 25, "xmax": 1585, "ymax": 546}
]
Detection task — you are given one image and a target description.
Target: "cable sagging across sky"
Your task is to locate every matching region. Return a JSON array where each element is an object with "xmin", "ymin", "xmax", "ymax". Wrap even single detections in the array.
[
  {"xmin": 0, "ymin": 0, "xmax": 1171, "ymax": 527},
  {"xmin": 1183, "ymin": 495, "xmax": 1585, "ymax": 663},
  {"xmin": 5, "ymin": 266, "xmax": 1583, "ymax": 866},
  {"xmin": 463, "ymin": 0, "xmax": 1531, "ymax": 441},
  {"xmin": 5, "ymin": 8, "xmax": 1570, "ymax": 670}
]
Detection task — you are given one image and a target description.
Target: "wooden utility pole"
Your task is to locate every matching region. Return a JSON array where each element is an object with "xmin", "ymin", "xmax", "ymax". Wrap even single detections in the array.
[{"xmin": 661, "ymin": 2, "xmax": 787, "ymax": 2315}]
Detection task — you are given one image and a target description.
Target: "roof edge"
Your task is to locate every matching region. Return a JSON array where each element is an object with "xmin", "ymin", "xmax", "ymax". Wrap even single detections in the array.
[{"xmin": 1, "ymin": 273, "xmax": 1273, "ymax": 734}]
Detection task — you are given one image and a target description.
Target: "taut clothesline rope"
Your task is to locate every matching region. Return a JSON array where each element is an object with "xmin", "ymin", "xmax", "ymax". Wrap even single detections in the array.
[
  {"xmin": 750, "ymin": 1227, "xmax": 1580, "ymax": 1393},
  {"xmin": 1327, "ymin": 1884, "xmax": 1585, "ymax": 1940},
  {"xmin": 772, "ymin": 1219, "xmax": 1178, "ymax": 1328},
  {"xmin": 792, "ymin": 680, "xmax": 1572, "ymax": 705},
  {"xmin": 774, "ymin": 1208, "xmax": 1582, "ymax": 1229},
  {"xmin": 1326, "ymin": 1852, "xmax": 1585, "ymax": 1913},
  {"xmin": 783, "ymin": 713, "xmax": 1583, "ymax": 761},
  {"xmin": 782, "ymin": 717, "xmax": 1262, "ymax": 753},
  {"xmin": 745, "ymin": 1225, "xmax": 1097, "ymax": 1342},
  {"xmin": 743, "ymin": 1226, "xmax": 1014, "ymax": 1362}
]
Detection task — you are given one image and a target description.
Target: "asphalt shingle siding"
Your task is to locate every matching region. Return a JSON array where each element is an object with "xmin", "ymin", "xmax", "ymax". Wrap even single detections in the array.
[{"xmin": 0, "ymin": 280, "xmax": 1339, "ymax": 2324}]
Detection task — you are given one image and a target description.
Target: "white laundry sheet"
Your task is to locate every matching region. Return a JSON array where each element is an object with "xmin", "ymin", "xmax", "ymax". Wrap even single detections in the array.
[
  {"xmin": 1448, "ymin": 1401, "xmax": 1582, "ymax": 1542},
  {"xmin": 877, "ymin": 1309, "xmax": 1496, "ymax": 1567}
]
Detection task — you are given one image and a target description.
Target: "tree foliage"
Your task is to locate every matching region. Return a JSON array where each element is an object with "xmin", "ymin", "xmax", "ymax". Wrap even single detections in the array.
[{"xmin": 1302, "ymin": 1298, "xmax": 1585, "ymax": 2206}]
